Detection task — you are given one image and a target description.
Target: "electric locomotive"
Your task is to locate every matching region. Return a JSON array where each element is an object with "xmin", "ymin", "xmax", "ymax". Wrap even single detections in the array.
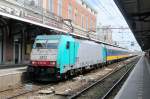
[{"xmin": 27, "ymin": 35, "xmax": 131, "ymax": 81}]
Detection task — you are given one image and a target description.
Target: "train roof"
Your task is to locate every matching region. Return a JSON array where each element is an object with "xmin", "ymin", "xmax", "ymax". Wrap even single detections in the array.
[
  {"xmin": 91, "ymin": 40, "xmax": 127, "ymax": 50},
  {"xmin": 35, "ymin": 35, "xmax": 129, "ymax": 51},
  {"xmin": 36, "ymin": 35, "xmax": 73, "ymax": 40},
  {"xmin": 68, "ymin": 33, "xmax": 127, "ymax": 50}
]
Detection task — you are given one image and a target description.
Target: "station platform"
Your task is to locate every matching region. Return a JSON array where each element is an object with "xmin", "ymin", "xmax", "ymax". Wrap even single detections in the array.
[
  {"xmin": 0, "ymin": 67, "xmax": 27, "ymax": 91},
  {"xmin": 0, "ymin": 64, "xmax": 27, "ymax": 69},
  {"xmin": 115, "ymin": 54, "xmax": 150, "ymax": 99}
]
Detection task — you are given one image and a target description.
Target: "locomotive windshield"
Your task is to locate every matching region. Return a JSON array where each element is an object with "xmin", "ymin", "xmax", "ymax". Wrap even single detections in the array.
[
  {"xmin": 47, "ymin": 43, "xmax": 58, "ymax": 49},
  {"xmin": 35, "ymin": 43, "xmax": 46, "ymax": 49},
  {"xmin": 34, "ymin": 40, "xmax": 47, "ymax": 49},
  {"xmin": 47, "ymin": 40, "xmax": 59, "ymax": 49},
  {"xmin": 33, "ymin": 39, "xmax": 59, "ymax": 49}
]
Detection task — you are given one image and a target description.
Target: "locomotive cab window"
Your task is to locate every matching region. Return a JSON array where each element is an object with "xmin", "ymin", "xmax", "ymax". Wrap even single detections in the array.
[
  {"xmin": 47, "ymin": 40, "xmax": 59, "ymax": 49},
  {"xmin": 34, "ymin": 40, "xmax": 47, "ymax": 49},
  {"xmin": 66, "ymin": 41, "xmax": 70, "ymax": 49},
  {"xmin": 47, "ymin": 43, "xmax": 58, "ymax": 49}
]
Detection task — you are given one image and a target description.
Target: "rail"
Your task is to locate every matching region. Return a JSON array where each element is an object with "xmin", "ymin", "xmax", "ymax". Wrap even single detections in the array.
[
  {"xmin": 6, "ymin": 83, "xmax": 54, "ymax": 99},
  {"xmin": 0, "ymin": 57, "xmax": 139, "ymax": 98},
  {"xmin": 69, "ymin": 58, "xmax": 139, "ymax": 99},
  {"xmin": 101, "ymin": 61, "xmax": 135, "ymax": 99}
]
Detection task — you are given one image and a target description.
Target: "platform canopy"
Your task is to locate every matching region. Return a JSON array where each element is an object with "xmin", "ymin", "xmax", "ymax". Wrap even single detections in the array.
[{"xmin": 114, "ymin": 0, "xmax": 150, "ymax": 50}]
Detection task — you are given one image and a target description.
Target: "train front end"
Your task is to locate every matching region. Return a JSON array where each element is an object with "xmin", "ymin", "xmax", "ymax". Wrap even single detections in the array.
[{"xmin": 28, "ymin": 35, "xmax": 61, "ymax": 81}]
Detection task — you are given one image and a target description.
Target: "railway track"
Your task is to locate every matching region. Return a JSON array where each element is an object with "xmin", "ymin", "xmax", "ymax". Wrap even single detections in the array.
[
  {"xmin": 0, "ymin": 82, "xmax": 55, "ymax": 99},
  {"xmin": 68, "ymin": 58, "xmax": 139, "ymax": 99},
  {"xmin": 101, "ymin": 63, "xmax": 134, "ymax": 99},
  {"xmin": 0, "ymin": 57, "xmax": 139, "ymax": 99}
]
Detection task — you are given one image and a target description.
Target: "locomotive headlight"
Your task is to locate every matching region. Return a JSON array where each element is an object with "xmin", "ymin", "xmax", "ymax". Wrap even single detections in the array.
[
  {"xmin": 51, "ymin": 61, "xmax": 56, "ymax": 65},
  {"xmin": 32, "ymin": 61, "xmax": 37, "ymax": 65},
  {"xmin": 52, "ymin": 62, "xmax": 55, "ymax": 65}
]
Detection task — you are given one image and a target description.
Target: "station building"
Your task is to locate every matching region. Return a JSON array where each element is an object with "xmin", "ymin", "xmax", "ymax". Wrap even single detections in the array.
[
  {"xmin": 0, "ymin": 0, "xmax": 97, "ymax": 65},
  {"xmin": 43, "ymin": 0, "xmax": 97, "ymax": 31}
]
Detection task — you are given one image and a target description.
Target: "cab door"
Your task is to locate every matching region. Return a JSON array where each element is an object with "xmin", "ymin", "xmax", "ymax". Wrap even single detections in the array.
[
  {"xmin": 65, "ymin": 41, "xmax": 76, "ymax": 69},
  {"xmin": 68, "ymin": 41, "xmax": 75, "ymax": 66}
]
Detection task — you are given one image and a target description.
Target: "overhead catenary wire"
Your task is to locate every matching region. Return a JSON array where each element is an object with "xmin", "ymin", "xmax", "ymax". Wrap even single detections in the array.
[
  {"xmin": 92, "ymin": 0, "xmax": 114, "ymax": 19},
  {"xmin": 93, "ymin": 0, "xmax": 126, "ymax": 27},
  {"xmin": 92, "ymin": 1, "xmax": 132, "ymax": 35}
]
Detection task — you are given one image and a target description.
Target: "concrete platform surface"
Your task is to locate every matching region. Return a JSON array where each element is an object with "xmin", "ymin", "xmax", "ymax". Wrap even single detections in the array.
[
  {"xmin": 115, "ymin": 55, "xmax": 150, "ymax": 99},
  {"xmin": 0, "ymin": 67, "xmax": 26, "ymax": 76},
  {"xmin": 0, "ymin": 67, "xmax": 26, "ymax": 91}
]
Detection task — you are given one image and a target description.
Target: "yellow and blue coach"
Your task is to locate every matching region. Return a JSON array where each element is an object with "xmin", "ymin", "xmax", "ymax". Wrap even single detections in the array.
[{"xmin": 106, "ymin": 45, "xmax": 130, "ymax": 62}]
